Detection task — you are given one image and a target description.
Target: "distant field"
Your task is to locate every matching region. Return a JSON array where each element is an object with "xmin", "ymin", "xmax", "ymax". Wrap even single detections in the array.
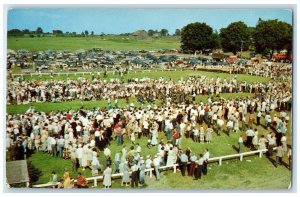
[
  {"xmin": 7, "ymin": 36, "xmax": 181, "ymax": 51},
  {"xmin": 16, "ymin": 70, "xmax": 271, "ymax": 83}
]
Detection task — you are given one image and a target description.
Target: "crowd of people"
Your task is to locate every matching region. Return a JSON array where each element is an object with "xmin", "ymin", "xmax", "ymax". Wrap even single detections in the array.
[
  {"xmin": 6, "ymin": 73, "xmax": 292, "ymax": 188},
  {"xmin": 6, "ymin": 74, "xmax": 292, "ymax": 112},
  {"xmin": 5, "ymin": 52, "xmax": 294, "ymax": 188}
]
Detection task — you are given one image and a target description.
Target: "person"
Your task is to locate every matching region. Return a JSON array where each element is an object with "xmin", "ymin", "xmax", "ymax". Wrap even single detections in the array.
[
  {"xmin": 179, "ymin": 151, "xmax": 188, "ymax": 176},
  {"xmin": 62, "ymin": 171, "xmax": 73, "ymax": 189},
  {"xmin": 268, "ymin": 135, "xmax": 276, "ymax": 157},
  {"xmin": 287, "ymin": 149, "xmax": 292, "ymax": 170},
  {"xmin": 238, "ymin": 134, "xmax": 244, "ymax": 153},
  {"xmin": 138, "ymin": 159, "xmax": 146, "ymax": 186},
  {"xmin": 113, "ymin": 151, "xmax": 121, "ymax": 174},
  {"xmin": 49, "ymin": 171, "xmax": 58, "ymax": 186},
  {"xmin": 194, "ymin": 154, "xmax": 204, "ymax": 180},
  {"xmin": 275, "ymin": 144, "xmax": 284, "ymax": 167},
  {"xmin": 189, "ymin": 154, "xmax": 197, "ymax": 177},
  {"xmin": 103, "ymin": 165, "xmax": 112, "ymax": 189},
  {"xmin": 121, "ymin": 161, "xmax": 130, "ymax": 186},
  {"xmin": 205, "ymin": 125, "xmax": 213, "ymax": 143},
  {"xmin": 202, "ymin": 148, "xmax": 210, "ymax": 175},
  {"xmin": 281, "ymin": 134, "xmax": 287, "ymax": 155},
  {"xmin": 153, "ymin": 154, "xmax": 160, "ymax": 180},
  {"xmin": 258, "ymin": 135, "xmax": 268, "ymax": 152},
  {"xmin": 252, "ymin": 128, "xmax": 259, "ymax": 149},
  {"xmin": 226, "ymin": 119, "xmax": 233, "ymax": 136},
  {"xmin": 257, "ymin": 111, "xmax": 262, "ymax": 125},
  {"xmin": 76, "ymin": 172, "xmax": 88, "ymax": 188},
  {"xmin": 145, "ymin": 155, "xmax": 152, "ymax": 176},
  {"xmin": 245, "ymin": 127, "xmax": 254, "ymax": 149},
  {"xmin": 130, "ymin": 162, "xmax": 139, "ymax": 188},
  {"xmin": 91, "ymin": 151, "xmax": 101, "ymax": 176}
]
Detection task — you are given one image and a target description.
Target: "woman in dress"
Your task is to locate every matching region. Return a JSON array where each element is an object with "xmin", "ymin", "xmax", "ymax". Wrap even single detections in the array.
[
  {"xmin": 252, "ymin": 129, "xmax": 259, "ymax": 149},
  {"xmin": 258, "ymin": 135, "xmax": 268, "ymax": 152},
  {"xmin": 121, "ymin": 161, "xmax": 130, "ymax": 186},
  {"xmin": 199, "ymin": 126, "xmax": 205, "ymax": 144},
  {"xmin": 205, "ymin": 125, "xmax": 213, "ymax": 144},
  {"xmin": 139, "ymin": 160, "xmax": 146, "ymax": 186},
  {"xmin": 103, "ymin": 166, "xmax": 112, "ymax": 189},
  {"xmin": 151, "ymin": 128, "xmax": 158, "ymax": 146}
]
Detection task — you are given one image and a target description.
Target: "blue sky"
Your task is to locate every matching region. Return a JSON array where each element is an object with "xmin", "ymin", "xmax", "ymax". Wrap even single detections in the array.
[{"xmin": 7, "ymin": 8, "xmax": 292, "ymax": 34}]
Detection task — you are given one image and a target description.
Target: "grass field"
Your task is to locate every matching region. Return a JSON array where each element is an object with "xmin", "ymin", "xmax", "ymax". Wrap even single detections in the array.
[
  {"xmin": 7, "ymin": 93, "xmax": 254, "ymax": 115},
  {"xmin": 7, "ymin": 36, "xmax": 181, "ymax": 51},
  {"xmin": 15, "ymin": 70, "xmax": 271, "ymax": 83}
]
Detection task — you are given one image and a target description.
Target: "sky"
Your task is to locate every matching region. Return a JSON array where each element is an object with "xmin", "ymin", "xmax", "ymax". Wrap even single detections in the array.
[{"xmin": 7, "ymin": 8, "xmax": 293, "ymax": 34}]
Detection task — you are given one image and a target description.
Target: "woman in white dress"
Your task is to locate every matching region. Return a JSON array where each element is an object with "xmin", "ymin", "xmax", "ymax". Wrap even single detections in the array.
[
  {"xmin": 166, "ymin": 147, "xmax": 176, "ymax": 166},
  {"xmin": 91, "ymin": 151, "xmax": 100, "ymax": 176},
  {"xmin": 252, "ymin": 129, "xmax": 259, "ymax": 149},
  {"xmin": 199, "ymin": 126, "xmax": 205, "ymax": 144},
  {"xmin": 258, "ymin": 135, "xmax": 268, "ymax": 152},
  {"xmin": 151, "ymin": 129, "xmax": 158, "ymax": 146},
  {"xmin": 103, "ymin": 166, "xmax": 112, "ymax": 188},
  {"xmin": 81, "ymin": 144, "xmax": 89, "ymax": 170}
]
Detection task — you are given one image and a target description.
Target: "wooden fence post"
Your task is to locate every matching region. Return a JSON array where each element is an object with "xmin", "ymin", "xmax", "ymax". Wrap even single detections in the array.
[
  {"xmin": 240, "ymin": 154, "xmax": 243, "ymax": 161},
  {"xmin": 219, "ymin": 158, "xmax": 222, "ymax": 165},
  {"xmin": 149, "ymin": 169, "xmax": 153, "ymax": 178},
  {"xmin": 173, "ymin": 165, "xmax": 176, "ymax": 173}
]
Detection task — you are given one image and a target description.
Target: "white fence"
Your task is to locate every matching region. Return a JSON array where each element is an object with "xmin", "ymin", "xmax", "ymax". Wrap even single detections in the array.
[{"xmin": 32, "ymin": 147, "xmax": 276, "ymax": 188}]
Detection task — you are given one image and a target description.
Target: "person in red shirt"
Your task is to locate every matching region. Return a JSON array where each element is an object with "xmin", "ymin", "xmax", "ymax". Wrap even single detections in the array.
[{"xmin": 76, "ymin": 172, "xmax": 88, "ymax": 188}]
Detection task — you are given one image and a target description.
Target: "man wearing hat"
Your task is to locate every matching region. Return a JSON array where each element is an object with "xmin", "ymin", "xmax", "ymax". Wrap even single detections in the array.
[{"xmin": 153, "ymin": 154, "xmax": 161, "ymax": 180}]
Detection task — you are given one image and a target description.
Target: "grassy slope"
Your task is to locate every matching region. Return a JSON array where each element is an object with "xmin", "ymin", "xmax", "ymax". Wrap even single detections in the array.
[
  {"xmin": 7, "ymin": 93, "xmax": 254, "ymax": 115},
  {"xmin": 7, "ymin": 36, "xmax": 180, "ymax": 51}
]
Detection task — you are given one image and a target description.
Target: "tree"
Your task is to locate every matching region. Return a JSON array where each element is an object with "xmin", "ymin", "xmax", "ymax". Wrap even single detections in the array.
[
  {"xmin": 180, "ymin": 22, "xmax": 215, "ymax": 53},
  {"xmin": 7, "ymin": 29, "xmax": 23, "ymax": 36},
  {"xmin": 22, "ymin": 29, "xmax": 30, "ymax": 34},
  {"xmin": 36, "ymin": 27, "xmax": 43, "ymax": 34},
  {"xmin": 160, "ymin": 29, "xmax": 169, "ymax": 36},
  {"xmin": 254, "ymin": 19, "xmax": 292, "ymax": 56},
  {"xmin": 148, "ymin": 29, "xmax": 155, "ymax": 37},
  {"xmin": 52, "ymin": 30, "xmax": 63, "ymax": 35},
  {"xmin": 174, "ymin": 29, "xmax": 181, "ymax": 36},
  {"xmin": 91, "ymin": 31, "xmax": 94, "ymax": 36},
  {"xmin": 210, "ymin": 31, "xmax": 221, "ymax": 49},
  {"xmin": 219, "ymin": 21, "xmax": 250, "ymax": 54},
  {"xmin": 84, "ymin": 30, "xmax": 89, "ymax": 36}
]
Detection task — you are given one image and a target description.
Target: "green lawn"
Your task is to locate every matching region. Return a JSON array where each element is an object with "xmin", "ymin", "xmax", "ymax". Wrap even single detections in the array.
[
  {"xmin": 7, "ymin": 93, "xmax": 254, "ymax": 115},
  {"xmin": 7, "ymin": 36, "xmax": 180, "ymax": 51},
  {"xmin": 15, "ymin": 70, "xmax": 271, "ymax": 84}
]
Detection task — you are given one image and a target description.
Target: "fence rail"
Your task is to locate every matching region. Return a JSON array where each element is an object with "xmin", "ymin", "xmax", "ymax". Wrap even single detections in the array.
[{"xmin": 32, "ymin": 147, "xmax": 277, "ymax": 188}]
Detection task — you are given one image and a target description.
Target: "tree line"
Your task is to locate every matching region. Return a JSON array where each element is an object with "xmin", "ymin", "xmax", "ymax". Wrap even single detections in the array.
[
  {"xmin": 8, "ymin": 18, "xmax": 292, "ymax": 57},
  {"xmin": 181, "ymin": 18, "xmax": 292, "ymax": 57},
  {"xmin": 7, "ymin": 27, "xmax": 96, "ymax": 37}
]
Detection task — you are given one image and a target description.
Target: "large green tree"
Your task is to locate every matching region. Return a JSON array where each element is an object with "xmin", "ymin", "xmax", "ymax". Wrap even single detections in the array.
[
  {"xmin": 254, "ymin": 19, "xmax": 292, "ymax": 56},
  {"xmin": 180, "ymin": 22, "xmax": 215, "ymax": 53},
  {"xmin": 35, "ymin": 27, "xmax": 43, "ymax": 34},
  {"xmin": 220, "ymin": 21, "xmax": 250, "ymax": 54}
]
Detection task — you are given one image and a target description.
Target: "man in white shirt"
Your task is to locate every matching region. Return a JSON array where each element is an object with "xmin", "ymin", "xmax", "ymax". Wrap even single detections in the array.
[
  {"xmin": 153, "ymin": 155, "xmax": 161, "ymax": 180},
  {"xmin": 226, "ymin": 120, "xmax": 234, "ymax": 136}
]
